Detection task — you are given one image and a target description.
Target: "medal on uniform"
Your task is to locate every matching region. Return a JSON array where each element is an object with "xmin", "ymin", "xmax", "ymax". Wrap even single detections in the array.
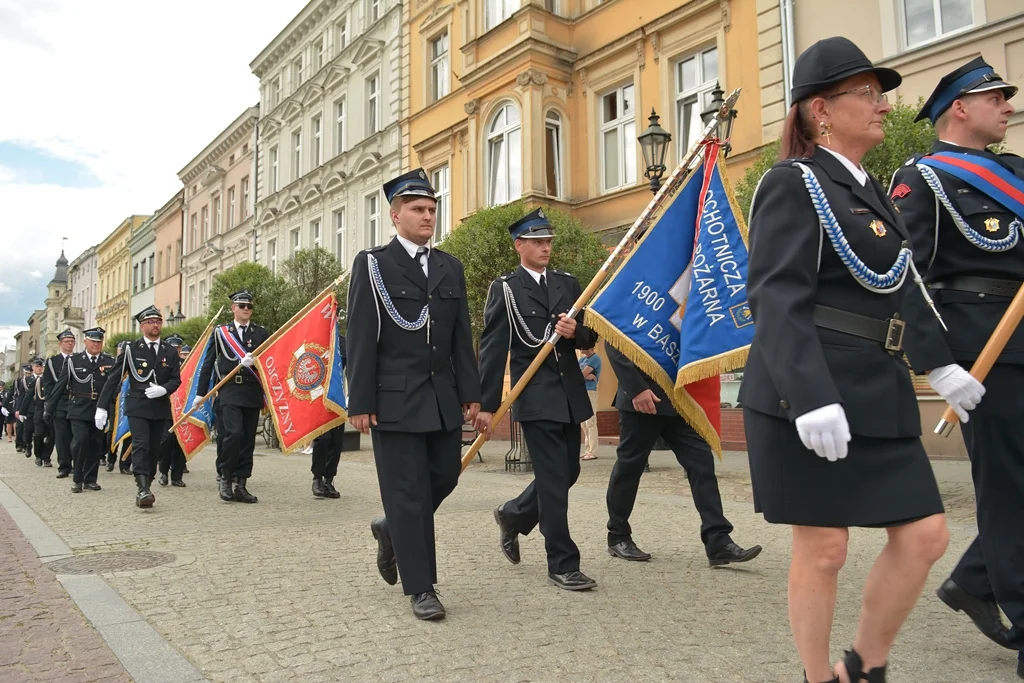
[
  {"xmin": 985, "ymin": 217, "xmax": 1000, "ymax": 233},
  {"xmin": 869, "ymin": 220, "xmax": 886, "ymax": 237}
]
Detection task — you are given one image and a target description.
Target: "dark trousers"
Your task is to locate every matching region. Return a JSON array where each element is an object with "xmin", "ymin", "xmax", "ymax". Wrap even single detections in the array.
[
  {"xmin": 22, "ymin": 417, "xmax": 34, "ymax": 457},
  {"xmin": 54, "ymin": 413, "xmax": 72, "ymax": 473},
  {"xmin": 950, "ymin": 362, "xmax": 1024, "ymax": 648},
  {"xmin": 371, "ymin": 428, "xmax": 461, "ymax": 596},
  {"xmin": 214, "ymin": 401, "xmax": 224, "ymax": 474},
  {"xmin": 502, "ymin": 420, "xmax": 582, "ymax": 575},
  {"xmin": 15, "ymin": 419, "xmax": 25, "ymax": 449},
  {"xmin": 219, "ymin": 405, "xmax": 260, "ymax": 479},
  {"xmin": 312, "ymin": 425, "xmax": 345, "ymax": 478},
  {"xmin": 32, "ymin": 414, "xmax": 53, "ymax": 462},
  {"xmin": 607, "ymin": 411, "xmax": 733, "ymax": 553},
  {"xmin": 70, "ymin": 419, "xmax": 102, "ymax": 484},
  {"xmin": 128, "ymin": 417, "xmax": 167, "ymax": 479},
  {"xmin": 158, "ymin": 432, "xmax": 186, "ymax": 480}
]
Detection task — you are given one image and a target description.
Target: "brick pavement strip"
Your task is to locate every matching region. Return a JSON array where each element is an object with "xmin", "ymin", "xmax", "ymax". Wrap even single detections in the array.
[
  {"xmin": 0, "ymin": 502, "xmax": 132, "ymax": 683},
  {"xmin": 0, "ymin": 439, "xmax": 1020, "ymax": 682}
]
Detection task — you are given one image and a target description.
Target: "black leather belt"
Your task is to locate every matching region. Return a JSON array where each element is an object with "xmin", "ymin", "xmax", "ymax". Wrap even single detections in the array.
[
  {"xmin": 929, "ymin": 275, "xmax": 1021, "ymax": 298},
  {"xmin": 69, "ymin": 392, "xmax": 97, "ymax": 399},
  {"xmin": 813, "ymin": 305, "xmax": 905, "ymax": 352}
]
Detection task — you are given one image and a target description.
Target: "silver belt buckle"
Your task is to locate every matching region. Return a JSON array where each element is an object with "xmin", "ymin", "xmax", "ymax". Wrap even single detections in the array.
[{"xmin": 885, "ymin": 315, "xmax": 905, "ymax": 352}]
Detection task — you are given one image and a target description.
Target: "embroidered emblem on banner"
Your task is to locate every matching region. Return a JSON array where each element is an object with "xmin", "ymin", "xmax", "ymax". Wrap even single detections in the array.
[
  {"xmin": 287, "ymin": 343, "xmax": 330, "ymax": 402},
  {"xmin": 729, "ymin": 302, "xmax": 753, "ymax": 329}
]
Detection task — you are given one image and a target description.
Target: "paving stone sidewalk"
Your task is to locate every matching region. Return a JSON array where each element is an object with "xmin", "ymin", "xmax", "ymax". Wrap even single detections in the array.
[
  {"xmin": 0, "ymin": 439, "xmax": 1019, "ymax": 682},
  {"xmin": 0, "ymin": 502, "xmax": 132, "ymax": 683}
]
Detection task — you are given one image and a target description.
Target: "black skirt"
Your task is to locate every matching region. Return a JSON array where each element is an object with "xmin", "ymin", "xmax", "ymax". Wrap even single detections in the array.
[{"xmin": 744, "ymin": 407, "xmax": 944, "ymax": 527}]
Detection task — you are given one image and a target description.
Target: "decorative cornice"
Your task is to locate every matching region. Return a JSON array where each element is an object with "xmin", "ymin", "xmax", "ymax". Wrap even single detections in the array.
[
  {"xmin": 720, "ymin": 0, "xmax": 731, "ymax": 32},
  {"xmin": 464, "ymin": 98, "xmax": 480, "ymax": 115},
  {"xmin": 419, "ymin": 2, "xmax": 453, "ymax": 34},
  {"xmin": 179, "ymin": 108, "xmax": 258, "ymax": 184},
  {"xmin": 516, "ymin": 68, "xmax": 548, "ymax": 87}
]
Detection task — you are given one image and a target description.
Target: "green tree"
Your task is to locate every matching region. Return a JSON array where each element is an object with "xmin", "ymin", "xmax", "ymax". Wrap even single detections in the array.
[
  {"xmin": 162, "ymin": 316, "xmax": 214, "ymax": 347},
  {"xmin": 281, "ymin": 247, "xmax": 344, "ymax": 301},
  {"xmin": 438, "ymin": 201, "xmax": 608, "ymax": 341},
  {"xmin": 102, "ymin": 331, "xmax": 137, "ymax": 356},
  {"xmin": 207, "ymin": 262, "xmax": 300, "ymax": 333},
  {"xmin": 732, "ymin": 97, "xmax": 935, "ymax": 218}
]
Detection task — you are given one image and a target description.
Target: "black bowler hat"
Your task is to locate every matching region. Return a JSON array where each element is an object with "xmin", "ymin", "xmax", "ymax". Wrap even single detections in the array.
[
  {"xmin": 916, "ymin": 57, "xmax": 1018, "ymax": 123},
  {"xmin": 507, "ymin": 208, "xmax": 554, "ymax": 240},
  {"xmin": 230, "ymin": 290, "xmax": 254, "ymax": 305},
  {"xmin": 135, "ymin": 305, "xmax": 162, "ymax": 324},
  {"xmin": 56, "ymin": 329, "xmax": 75, "ymax": 341},
  {"xmin": 83, "ymin": 327, "xmax": 105, "ymax": 341},
  {"xmin": 791, "ymin": 37, "xmax": 901, "ymax": 103},
  {"xmin": 383, "ymin": 168, "xmax": 436, "ymax": 203}
]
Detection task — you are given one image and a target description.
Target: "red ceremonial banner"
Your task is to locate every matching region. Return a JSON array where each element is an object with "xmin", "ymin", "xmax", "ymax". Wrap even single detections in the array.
[
  {"xmin": 255, "ymin": 292, "xmax": 346, "ymax": 453},
  {"xmin": 170, "ymin": 327, "xmax": 214, "ymax": 460}
]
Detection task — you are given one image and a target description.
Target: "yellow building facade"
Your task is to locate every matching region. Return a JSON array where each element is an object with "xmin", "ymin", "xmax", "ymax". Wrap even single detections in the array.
[
  {"xmin": 97, "ymin": 215, "xmax": 148, "ymax": 336},
  {"xmin": 402, "ymin": 0, "xmax": 763, "ymax": 244}
]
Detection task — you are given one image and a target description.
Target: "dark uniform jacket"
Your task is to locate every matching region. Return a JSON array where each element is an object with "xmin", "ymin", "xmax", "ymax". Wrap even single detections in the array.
[
  {"xmin": 892, "ymin": 141, "xmax": 1024, "ymax": 367},
  {"xmin": 47, "ymin": 352, "xmax": 116, "ymax": 421},
  {"xmin": 605, "ymin": 343, "xmax": 679, "ymax": 417},
  {"xmin": 346, "ymin": 238, "xmax": 480, "ymax": 433},
  {"xmin": 43, "ymin": 354, "xmax": 71, "ymax": 417},
  {"xmin": 478, "ymin": 265, "xmax": 597, "ymax": 424},
  {"xmin": 738, "ymin": 147, "xmax": 945, "ymax": 439},
  {"xmin": 98, "ymin": 339, "xmax": 181, "ymax": 420},
  {"xmin": 197, "ymin": 321, "xmax": 269, "ymax": 409},
  {"xmin": 17, "ymin": 374, "xmax": 44, "ymax": 418}
]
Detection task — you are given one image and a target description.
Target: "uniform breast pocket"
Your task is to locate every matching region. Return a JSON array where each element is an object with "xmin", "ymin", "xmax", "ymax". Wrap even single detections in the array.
[
  {"xmin": 954, "ymin": 195, "xmax": 1014, "ymax": 238},
  {"xmin": 434, "ymin": 285, "xmax": 464, "ymax": 318}
]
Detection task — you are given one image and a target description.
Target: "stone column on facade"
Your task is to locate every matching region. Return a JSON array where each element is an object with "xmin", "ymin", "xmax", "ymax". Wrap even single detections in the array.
[
  {"xmin": 756, "ymin": 0, "xmax": 785, "ymax": 143},
  {"xmin": 517, "ymin": 68, "xmax": 550, "ymax": 198},
  {"xmin": 464, "ymin": 99, "xmax": 480, "ymax": 213}
]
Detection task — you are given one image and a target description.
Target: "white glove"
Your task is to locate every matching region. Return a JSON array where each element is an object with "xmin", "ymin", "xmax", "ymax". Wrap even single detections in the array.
[
  {"xmin": 240, "ymin": 354, "xmax": 255, "ymax": 368},
  {"xmin": 1, "ymin": 407, "xmax": 7, "ymax": 417},
  {"xmin": 794, "ymin": 403, "xmax": 851, "ymax": 462},
  {"xmin": 145, "ymin": 384, "xmax": 168, "ymax": 399},
  {"xmin": 18, "ymin": 415, "xmax": 25, "ymax": 423},
  {"xmin": 94, "ymin": 408, "xmax": 108, "ymax": 431},
  {"xmin": 928, "ymin": 364, "xmax": 985, "ymax": 423}
]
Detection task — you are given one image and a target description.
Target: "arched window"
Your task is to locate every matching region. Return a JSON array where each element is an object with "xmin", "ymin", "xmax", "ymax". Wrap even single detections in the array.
[
  {"xmin": 487, "ymin": 104, "xmax": 522, "ymax": 205},
  {"xmin": 544, "ymin": 110, "xmax": 563, "ymax": 198}
]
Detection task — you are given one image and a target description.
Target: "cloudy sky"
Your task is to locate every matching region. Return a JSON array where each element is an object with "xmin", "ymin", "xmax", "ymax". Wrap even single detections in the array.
[{"xmin": 0, "ymin": 0, "xmax": 309, "ymax": 349}]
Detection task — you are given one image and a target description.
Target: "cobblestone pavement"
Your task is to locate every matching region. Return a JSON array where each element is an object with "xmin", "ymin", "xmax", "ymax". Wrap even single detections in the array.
[
  {"xmin": 0, "ymin": 502, "xmax": 132, "ymax": 682},
  {"xmin": 1, "ymin": 438, "xmax": 1019, "ymax": 682}
]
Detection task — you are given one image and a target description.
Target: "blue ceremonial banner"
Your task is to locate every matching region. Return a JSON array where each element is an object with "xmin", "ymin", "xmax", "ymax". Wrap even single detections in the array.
[
  {"xmin": 111, "ymin": 375, "xmax": 130, "ymax": 454},
  {"xmin": 182, "ymin": 332, "xmax": 216, "ymax": 431},
  {"xmin": 585, "ymin": 142, "xmax": 752, "ymax": 453},
  {"xmin": 325, "ymin": 318, "xmax": 347, "ymax": 414}
]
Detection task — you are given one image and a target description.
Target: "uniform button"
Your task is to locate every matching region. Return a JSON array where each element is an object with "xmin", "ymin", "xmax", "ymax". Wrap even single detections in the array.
[
  {"xmin": 779, "ymin": 400, "xmax": 790, "ymax": 410},
  {"xmin": 431, "ymin": 371, "xmax": 435, "ymax": 376},
  {"xmin": 428, "ymin": 295, "xmax": 433, "ymax": 301},
  {"xmin": 979, "ymin": 293, "xmax": 986, "ymax": 299},
  {"xmin": 531, "ymin": 311, "xmax": 536, "ymax": 315},
  {"xmin": 401, "ymin": 290, "xmax": 406, "ymax": 294},
  {"xmin": 551, "ymin": 314, "xmax": 557, "ymax": 319}
]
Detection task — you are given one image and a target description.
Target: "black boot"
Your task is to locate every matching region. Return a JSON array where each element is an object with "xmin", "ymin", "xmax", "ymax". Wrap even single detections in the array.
[
  {"xmin": 311, "ymin": 476, "xmax": 328, "ymax": 498},
  {"xmin": 323, "ymin": 478, "xmax": 341, "ymax": 499},
  {"xmin": 232, "ymin": 477, "xmax": 258, "ymax": 503},
  {"xmin": 106, "ymin": 460, "xmax": 115, "ymax": 472},
  {"xmin": 158, "ymin": 473, "xmax": 169, "ymax": 486},
  {"xmin": 218, "ymin": 473, "xmax": 234, "ymax": 501},
  {"xmin": 134, "ymin": 474, "xmax": 155, "ymax": 509}
]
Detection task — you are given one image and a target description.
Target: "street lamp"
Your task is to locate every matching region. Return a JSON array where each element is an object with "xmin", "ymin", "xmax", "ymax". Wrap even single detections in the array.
[
  {"xmin": 700, "ymin": 81, "xmax": 738, "ymax": 157},
  {"xmin": 638, "ymin": 108, "xmax": 672, "ymax": 195},
  {"xmin": 167, "ymin": 308, "xmax": 185, "ymax": 327}
]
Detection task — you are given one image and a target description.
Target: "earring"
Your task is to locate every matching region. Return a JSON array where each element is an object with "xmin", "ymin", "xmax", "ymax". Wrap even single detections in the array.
[{"xmin": 819, "ymin": 120, "xmax": 833, "ymax": 144}]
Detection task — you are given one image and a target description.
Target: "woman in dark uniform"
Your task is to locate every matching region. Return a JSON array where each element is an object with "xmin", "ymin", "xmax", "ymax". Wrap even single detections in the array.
[{"xmin": 739, "ymin": 37, "xmax": 986, "ymax": 683}]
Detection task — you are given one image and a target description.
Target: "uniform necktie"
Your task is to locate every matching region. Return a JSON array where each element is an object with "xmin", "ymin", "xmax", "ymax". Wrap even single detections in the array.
[
  {"xmin": 88, "ymin": 355, "xmax": 95, "ymax": 364},
  {"xmin": 539, "ymin": 273, "xmax": 548, "ymax": 293},
  {"xmin": 415, "ymin": 246, "xmax": 428, "ymax": 277},
  {"xmin": 238, "ymin": 325, "xmax": 246, "ymax": 337},
  {"xmin": 150, "ymin": 342, "xmax": 158, "ymax": 354}
]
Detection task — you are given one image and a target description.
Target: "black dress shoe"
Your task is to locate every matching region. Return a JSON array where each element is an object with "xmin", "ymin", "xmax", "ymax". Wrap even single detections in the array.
[
  {"xmin": 42, "ymin": 461, "xmax": 52, "ymax": 468},
  {"xmin": 410, "ymin": 591, "xmax": 445, "ymax": 620},
  {"xmin": 708, "ymin": 542, "xmax": 763, "ymax": 567},
  {"xmin": 1016, "ymin": 653, "xmax": 1022, "ymax": 679},
  {"xmin": 183, "ymin": 465, "xmax": 189, "ymax": 474},
  {"xmin": 608, "ymin": 540, "xmax": 652, "ymax": 561},
  {"xmin": 158, "ymin": 473, "xmax": 169, "ymax": 486},
  {"xmin": 324, "ymin": 478, "xmax": 341, "ymax": 499},
  {"xmin": 493, "ymin": 505, "xmax": 520, "ymax": 564},
  {"xmin": 936, "ymin": 579, "xmax": 1013, "ymax": 648},
  {"xmin": 171, "ymin": 479, "xmax": 186, "ymax": 487},
  {"xmin": 370, "ymin": 517, "xmax": 398, "ymax": 585},
  {"xmin": 548, "ymin": 570, "xmax": 597, "ymax": 591},
  {"xmin": 70, "ymin": 483, "xmax": 83, "ymax": 493},
  {"xmin": 106, "ymin": 461, "xmax": 115, "ymax": 472},
  {"xmin": 35, "ymin": 458, "xmax": 42, "ymax": 466},
  {"xmin": 56, "ymin": 471, "xmax": 69, "ymax": 479},
  {"xmin": 84, "ymin": 482, "xmax": 101, "ymax": 491}
]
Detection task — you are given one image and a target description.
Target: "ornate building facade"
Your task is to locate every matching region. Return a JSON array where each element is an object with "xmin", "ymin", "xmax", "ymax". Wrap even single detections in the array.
[
  {"xmin": 68, "ymin": 246, "xmax": 98, "ymax": 348},
  {"xmin": 152, "ymin": 191, "xmax": 185, "ymax": 320},
  {"xmin": 97, "ymin": 216, "xmax": 148, "ymax": 336}
]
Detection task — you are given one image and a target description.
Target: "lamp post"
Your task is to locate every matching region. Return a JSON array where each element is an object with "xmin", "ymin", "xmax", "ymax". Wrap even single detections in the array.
[
  {"xmin": 700, "ymin": 81, "xmax": 738, "ymax": 157},
  {"xmin": 167, "ymin": 308, "xmax": 185, "ymax": 327},
  {"xmin": 638, "ymin": 108, "xmax": 672, "ymax": 195}
]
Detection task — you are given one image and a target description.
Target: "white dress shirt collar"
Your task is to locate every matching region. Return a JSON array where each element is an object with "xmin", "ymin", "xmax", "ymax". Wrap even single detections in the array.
[
  {"xmin": 521, "ymin": 265, "xmax": 547, "ymax": 284},
  {"xmin": 819, "ymin": 145, "xmax": 868, "ymax": 186}
]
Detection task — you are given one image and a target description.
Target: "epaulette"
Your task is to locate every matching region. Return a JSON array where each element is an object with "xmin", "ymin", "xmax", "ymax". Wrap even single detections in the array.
[
  {"xmin": 902, "ymin": 153, "xmax": 925, "ymax": 167},
  {"xmin": 497, "ymin": 271, "xmax": 515, "ymax": 282},
  {"xmin": 551, "ymin": 268, "xmax": 573, "ymax": 278},
  {"xmin": 361, "ymin": 245, "xmax": 387, "ymax": 254}
]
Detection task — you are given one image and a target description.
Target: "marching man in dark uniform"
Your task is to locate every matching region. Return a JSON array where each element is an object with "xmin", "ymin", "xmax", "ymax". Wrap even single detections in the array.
[
  {"xmin": 157, "ymin": 334, "xmax": 188, "ymax": 488},
  {"xmin": 97, "ymin": 306, "xmax": 181, "ymax": 508},
  {"xmin": 740, "ymin": 37, "xmax": 981, "ymax": 683},
  {"xmin": 347, "ymin": 168, "xmax": 480, "ymax": 620},
  {"xmin": 890, "ymin": 58, "xmax": 1024, "ymax": 676},
  {"xmin": 311, "ymin": 335, "xmax": 346, "ymax": 500},
  {"xmin": 47, "ymin": 327, "xmax": 114, "ymax": 493},
  {"xmin": 17, "ymin": 358, "xmax": 48, "ymax": 466},
  {"xmin": 603, "ymin": 344, "xmax": 762, "ymax": 565},
  {"xmin": 44, "ymin": 329, "xmax": 77, "ymax": 478},
  {"xmin": 13, "ymin": 365, "xmax": 31, "ymax": 453},
  {"xmin": 474, "ymin": 208, "xmax": 599, "ymax": 591},
  {"xmin": 197, "ymin": 290, "xmax": 269, "ymax": 503}
]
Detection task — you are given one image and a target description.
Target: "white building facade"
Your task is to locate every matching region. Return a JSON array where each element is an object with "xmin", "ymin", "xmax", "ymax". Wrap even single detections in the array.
[
  {"xmin": 250, "ymin": 0, "xmax": 403, "ymax": 275},
  {"xmin": 68, "ymin": 246, "xmax": 98, "ymax": 347},
  {"xmin": 128, "ymin": 217, "xmax": 157, "ymax": 332},
  {"xmin": 179, "ymin": 107, "xmax": 259, "ymax": 318}
]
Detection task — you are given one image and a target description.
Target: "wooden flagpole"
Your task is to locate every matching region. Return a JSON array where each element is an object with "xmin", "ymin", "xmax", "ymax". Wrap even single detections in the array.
[
  {"xmin": 460, "ymin": 89, "xmax": 742, "ymax": 472},
  {"xmin": 169, "ymin": 275, "xmax": 346, "ymax": 431},
  {"xmin": 934, "ymin": 284, "xmax": 1024, "ymax": 436}
]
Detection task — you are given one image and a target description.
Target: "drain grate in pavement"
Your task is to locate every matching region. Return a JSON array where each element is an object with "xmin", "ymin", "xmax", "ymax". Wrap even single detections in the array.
[{"xmin": 45, "ymin": 551, "xmax": 176, "ymax": 574}]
